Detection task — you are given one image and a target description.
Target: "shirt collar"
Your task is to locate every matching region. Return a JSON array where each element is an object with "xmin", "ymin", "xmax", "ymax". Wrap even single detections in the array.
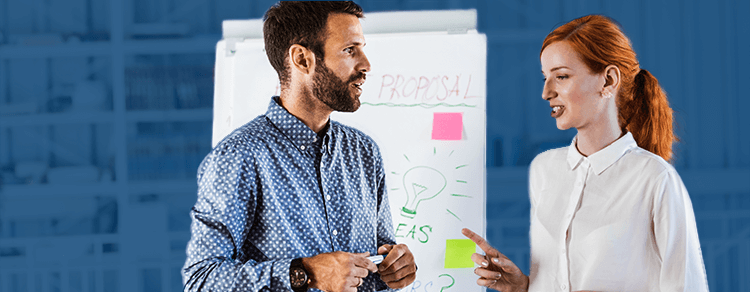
[
  {"xmin": 265, "ymin": 96, "xmax": 333, "ymax": 153},
  {"xmin": 566, "ymin": 132, "xmax": 638, "ymax": 175},
  {"xmin": 319, "ymin": 122, "xmax": 334, "ymax": 155}
]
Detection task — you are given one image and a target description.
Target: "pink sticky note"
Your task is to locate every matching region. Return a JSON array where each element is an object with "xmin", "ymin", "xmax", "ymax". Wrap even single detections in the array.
[{"xmin": 432, "ymin": 112, "xmax": 463, "ymax": 140}]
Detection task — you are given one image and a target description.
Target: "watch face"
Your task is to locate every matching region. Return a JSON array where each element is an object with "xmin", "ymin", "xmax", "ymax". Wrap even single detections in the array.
[{"xmin": 290, "ymin": 267, "xmax": 307, "ymax": 287}]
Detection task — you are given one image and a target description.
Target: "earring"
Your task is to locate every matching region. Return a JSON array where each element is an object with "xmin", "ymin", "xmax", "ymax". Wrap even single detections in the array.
[{"xmin": 602, "ymin": 91, "xmax": 613, "ymax": 99}]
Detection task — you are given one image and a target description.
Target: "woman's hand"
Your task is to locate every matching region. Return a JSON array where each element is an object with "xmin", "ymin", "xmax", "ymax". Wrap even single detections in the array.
[{"xmin": 462, "ymin": 228, "xmax": 529, "ymax": 292}]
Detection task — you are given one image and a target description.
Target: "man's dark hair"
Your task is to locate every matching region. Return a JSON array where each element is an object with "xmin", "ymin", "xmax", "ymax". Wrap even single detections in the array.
[{"xmin": 263, "ymin": 1, "xmax": 364, "ymax": 88}]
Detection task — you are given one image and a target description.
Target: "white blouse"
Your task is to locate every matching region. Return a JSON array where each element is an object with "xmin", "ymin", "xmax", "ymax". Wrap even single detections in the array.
[{"xmin": 527, "ymin": 132, "xmax": 708, "ymax": 292}]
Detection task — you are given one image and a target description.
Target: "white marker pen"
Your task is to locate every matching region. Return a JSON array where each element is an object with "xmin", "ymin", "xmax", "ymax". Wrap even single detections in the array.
[{"xmin": 367, "ymin": 255, "xmax": 385, "ymax": 265}]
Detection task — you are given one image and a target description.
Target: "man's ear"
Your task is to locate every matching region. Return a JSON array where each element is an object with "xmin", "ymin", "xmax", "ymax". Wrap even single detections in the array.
[
  {"xmin": 289, "ymin": 44, "xmax": 316, "ymax": 75},
  {"xmin": 602, "ymin": 64, "xmax": 621, "ymax": 97}
]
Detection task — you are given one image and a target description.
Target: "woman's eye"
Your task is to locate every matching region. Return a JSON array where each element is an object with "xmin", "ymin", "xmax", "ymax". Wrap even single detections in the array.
[{"xmin": 556, "ymin": 75, "xmax": 568, "ymax": 80}]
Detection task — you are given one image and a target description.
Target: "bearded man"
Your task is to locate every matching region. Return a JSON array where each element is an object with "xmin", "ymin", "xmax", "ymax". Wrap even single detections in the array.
[{"xmin": 182, "ymin": 2, "xmax": 417, "ymax": 292}]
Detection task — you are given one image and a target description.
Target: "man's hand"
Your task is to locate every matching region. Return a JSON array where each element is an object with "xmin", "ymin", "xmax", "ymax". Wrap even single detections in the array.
[
  {"xmin": 302, "ymin": 251, "xmax": 377, "ymax": 292},
  {"xmin": 377, "ymin": 244, "xmax": 417, "ymax": 289},
  {"xmin": 462, "ymin": 228, "xmax": 529, "ymax": 292}
]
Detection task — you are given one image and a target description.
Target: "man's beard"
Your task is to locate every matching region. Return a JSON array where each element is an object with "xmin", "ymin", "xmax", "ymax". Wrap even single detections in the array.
[{"xmin": 312, "ymin": 58, "xmax": 365, "ymax": 112}]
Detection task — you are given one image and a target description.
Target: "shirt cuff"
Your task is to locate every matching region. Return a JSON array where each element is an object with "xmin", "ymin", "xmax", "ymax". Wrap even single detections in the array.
[{"xmin": 271, "ymin": 258, "xmax": 293, "ymax": 290}]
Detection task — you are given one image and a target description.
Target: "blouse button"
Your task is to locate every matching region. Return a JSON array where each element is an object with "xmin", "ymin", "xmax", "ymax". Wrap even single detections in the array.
[
  {"xmin": 300, "ymin": 145, "xmax": 306, "ymax": 150},
  {"xmin": 333, "ymin": 230, "xmax": 338, "ymax": 236}
]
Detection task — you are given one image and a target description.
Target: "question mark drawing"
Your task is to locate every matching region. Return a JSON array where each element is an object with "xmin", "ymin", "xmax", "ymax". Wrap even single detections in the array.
[{"xmin": 438, "ymin": 274, "xmax": 455, "ymax": 292}]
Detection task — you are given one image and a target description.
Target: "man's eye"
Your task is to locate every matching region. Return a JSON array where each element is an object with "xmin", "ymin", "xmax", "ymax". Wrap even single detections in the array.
[{"xmin": 344, "ymin": 47, "xmax": 354, "ymax": 54}]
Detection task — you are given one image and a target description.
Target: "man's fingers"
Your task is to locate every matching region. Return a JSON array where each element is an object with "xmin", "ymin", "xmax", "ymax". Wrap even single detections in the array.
[
  {"xmin": 378, "ymin": 244, "xmax": 406, "ymax": 271},
  {"xmin": 379, "ymin": 251, "xmax": 413, "ymax": 275},
  {"xmin": 350, "ymin": 266, "xmax": 370, "ymax": 279},
  {"xmin": 384, "ymin": 272, "xmax": 417, "ymax": 289},
  {"xmin": 338, "ymin": 274, "xmax": 359, "ymax": 292},
  {"xmin": 379, "ymin": 261, "xmax": 417, "ymax": 282},
  {"xmin": 461, "ymin": 228, "xmax": 496, "ymax": 254},
  {"xmin": 378, "ymin": 244, "xmax": 393, "ymax": 255},
  {"xmin": 352, "ymin": 252, "xmax": 377, "ymax": 272},
  {"xmin": 473, "ymin": 267, "xmax": 502, "ymax": 280},
  {"xmin": 342, "ymin": 279, "xmax": 359, "ymax": 292},
  {"xmin": 378, "ymin": 243, "xmax": 417, "ymax": 289}
]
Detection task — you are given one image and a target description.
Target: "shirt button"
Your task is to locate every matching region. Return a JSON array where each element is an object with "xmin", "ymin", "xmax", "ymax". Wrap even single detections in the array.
[
  {"xmin": 300, "ymin": 145, "xmax": 306, "ymax": 150},
  {"xmin": 326, "ymin": 195, "xmax": 331, "ymax": 201},
  {"xmin": 561, "ymin": 284, "xmax": 567, "ymax": 290},
  {"xmin": 333, "ymin": 230, "xmax": 338, "ymax": 236},
  {"xmin": 561, "ymin": 248, "xmax": 566, "ymax": 254}
]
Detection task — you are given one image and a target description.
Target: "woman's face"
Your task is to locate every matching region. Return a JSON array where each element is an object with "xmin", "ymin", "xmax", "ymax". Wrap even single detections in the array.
[{"xmin": 540, "ymin": 41, "xmax": 606, "ymax": 131}]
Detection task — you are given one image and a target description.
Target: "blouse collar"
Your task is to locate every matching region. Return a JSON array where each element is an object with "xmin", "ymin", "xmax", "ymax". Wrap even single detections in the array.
[{"xmin": 566, "ymin": 132, "xmax": 638, "ymax": 175}]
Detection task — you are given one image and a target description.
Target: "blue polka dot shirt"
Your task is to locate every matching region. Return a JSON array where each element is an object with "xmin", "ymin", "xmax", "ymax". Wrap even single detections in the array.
[{"xmin": 183, "ymin": 97, "xmax": 396, "ymax": 292}]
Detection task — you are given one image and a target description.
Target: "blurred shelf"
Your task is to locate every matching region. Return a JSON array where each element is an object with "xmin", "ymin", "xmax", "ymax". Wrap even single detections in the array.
[
  {"xmin": 128, "ymin": 179, "xmax": 197, "ymax": 194},
  {"xmin": 0, "ymin": 234, "xmax": 121, "ymax": 270},
  {"xmin": 0, "ymin": 233, "xmax": 120, "ymax": 246},
  {"xmin": 0, "ymin": 36, "xmax": 220, "ymax": 60},
  {"xmin": 0, "ymin": 111, "xmax": 115, "ymax": 127},
  {"xmin": 0, "ymin": 42, "xmax": 112, "ymax": 59},
  {"xmin": 1, "ymin": 182, "xmax": 119, "ymax": 199},
  {"xmin": 0, "ymin": 109, "xmax": 212, "ymax": 127},
  {"xmin": 126, "ymin": 108, "xmax": 212, "ymax": 122},
  {"xmin": 122, "ymin": 35, "xmax": 220, "ymax": 55},
  {"xmin": 1, "ymin": 179, "xmax": 202, "ymax": 199},
  {"xmin": 0, "ymin": 2, "xmax": 220, "ymax": 290}
]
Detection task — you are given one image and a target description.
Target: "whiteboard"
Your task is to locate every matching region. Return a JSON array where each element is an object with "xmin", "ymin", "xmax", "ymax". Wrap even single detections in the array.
[{"xmin": 213, "ymin": 18, "xmax": 486, "ymax": 292}]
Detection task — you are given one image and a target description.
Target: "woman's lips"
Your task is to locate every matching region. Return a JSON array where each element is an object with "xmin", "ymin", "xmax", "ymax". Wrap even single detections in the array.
[{"xmin": 551, "ymin": 105, "xmax": 565, "ymax": 118}]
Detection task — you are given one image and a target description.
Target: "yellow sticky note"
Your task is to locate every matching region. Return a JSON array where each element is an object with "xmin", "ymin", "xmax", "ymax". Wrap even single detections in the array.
[{"xmin": 444, "ymin": 239, "xmax": 476, "ymax": 268}]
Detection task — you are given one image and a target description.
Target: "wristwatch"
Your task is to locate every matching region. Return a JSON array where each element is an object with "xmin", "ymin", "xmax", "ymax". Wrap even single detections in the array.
[{"xmin": 289, "ymin": 258, "xmax": 309, "ymax": 292}]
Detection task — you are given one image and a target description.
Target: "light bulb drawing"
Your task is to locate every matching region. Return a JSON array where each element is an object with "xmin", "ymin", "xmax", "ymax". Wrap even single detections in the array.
[{"xmin": 400, "ymin": 166, "xmax": 447, "ymax": 219}]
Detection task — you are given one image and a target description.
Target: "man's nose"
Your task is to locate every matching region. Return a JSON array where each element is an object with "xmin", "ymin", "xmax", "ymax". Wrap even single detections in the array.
[{"xmin": 358, "ymin": 52, "xmax": 371, "ymax": 73}]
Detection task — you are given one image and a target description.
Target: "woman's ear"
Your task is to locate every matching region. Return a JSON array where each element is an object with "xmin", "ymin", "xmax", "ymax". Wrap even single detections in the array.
[
  {"xmin": 602, "ymin": 64, "xmax": 621, "ymax": 98},
  {"xmin": 288, "ymin": 44, "xmax": 316, "ymax": 75}
]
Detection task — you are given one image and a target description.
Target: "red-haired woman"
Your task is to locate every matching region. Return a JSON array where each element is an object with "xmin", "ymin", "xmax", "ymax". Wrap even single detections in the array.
[{"xmin": 463, "ymin": 15, "xmax": 708, "ymax": 292}]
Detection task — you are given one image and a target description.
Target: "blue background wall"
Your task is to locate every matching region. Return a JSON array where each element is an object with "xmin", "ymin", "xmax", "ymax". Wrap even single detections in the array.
[{"xmin": 0, "ymin": 0, "xmax": 748, "ymax": 291}]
